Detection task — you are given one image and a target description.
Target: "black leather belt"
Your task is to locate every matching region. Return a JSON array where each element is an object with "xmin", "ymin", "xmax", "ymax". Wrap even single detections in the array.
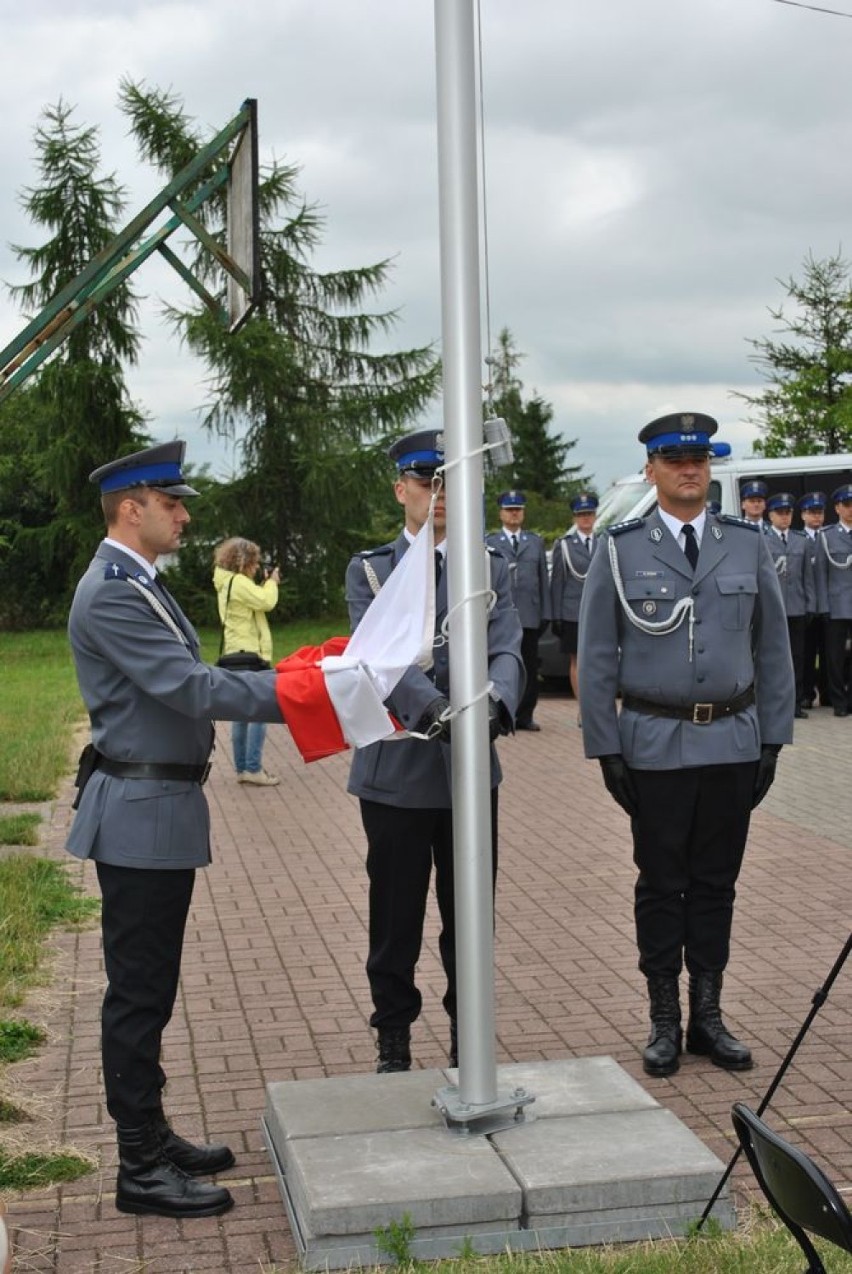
[
  {"xmin": 621, "ymin": 686, "xmax": 755, "ymax": 725},
  {"xmin": 96, "ymin": 757, "xmax": 211, "ymax": 784}
]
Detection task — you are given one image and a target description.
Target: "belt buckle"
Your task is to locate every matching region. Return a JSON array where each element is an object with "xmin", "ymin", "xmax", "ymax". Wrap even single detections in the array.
[{"xmin": 692, "ymin": 702, "xmax": 713, "ymax": 725}]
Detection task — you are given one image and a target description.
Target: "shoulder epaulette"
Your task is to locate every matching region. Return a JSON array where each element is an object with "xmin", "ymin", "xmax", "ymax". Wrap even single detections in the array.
[
  {"xmin": 607, "ymin": 517, "xmax": 645, "ymax": 537},
  {"xmin": 717, "ymin": 514, "xmax": 759, "ymax": 531},
  {"xmin": 355, "ymin": 544, "xmax": 394, "ymax": 560},
  {"xmin": 104, "ymin": 562, "xmax": 153, "ymax": 583}
]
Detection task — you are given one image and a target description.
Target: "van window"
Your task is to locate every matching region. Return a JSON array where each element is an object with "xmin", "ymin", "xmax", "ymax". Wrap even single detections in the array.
[
  {"xmin": 595, "ymin": 478, "xmax": 654, "ymax": 529},
  {"xmin": 738, "ymin": 468, "xmax": 852, "ymax": 523}
]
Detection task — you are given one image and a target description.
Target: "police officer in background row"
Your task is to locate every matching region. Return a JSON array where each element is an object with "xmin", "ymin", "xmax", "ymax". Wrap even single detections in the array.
[
  {"xmin": 799, "ymin": 491, "xmax": 830, "ymax": 709},
  {"xmin": 578, "ymin": 413, "xmax": 794, "ymax": 1078},
  {"xmin": 345, "ymin": 430, "xmax": 523, "ymax": 1073},
  {"xmin": 815, "ymin": 483, "xmax": 852, "ymax": 717},
  {"xmin": 486, "ymin": 490, "xmax": 550, "ymax": 731},
  {"xmin": 764, "ymin": 492, "xmax": 816, "ymax": 719},
  {"xmin": 740, "ymin": 479, "xmax": 768, "ymax": 525},
  {"xmin": 550, "ymin": 492, "xmax": 599, "ymax": 711},
  {"xmin": 67, "ymin": 442, "xmax": 287, "ymax": 1219}
]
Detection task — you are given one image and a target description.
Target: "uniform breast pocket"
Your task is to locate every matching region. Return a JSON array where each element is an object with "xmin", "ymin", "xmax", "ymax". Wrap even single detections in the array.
[
  {"xmin": 623, "ymin": 576, "xmax": 678, "ymax": 620},
  {"xmin": 716, "ymin": 573, "xmax": 758, "ymax": 630}
]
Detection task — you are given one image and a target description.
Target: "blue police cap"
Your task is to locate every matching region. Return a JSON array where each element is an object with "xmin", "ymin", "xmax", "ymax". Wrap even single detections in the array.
[
  {"xmin": 638, "ymin": 412, "xmax": 717, "ymax": 457},
  {"xmin": 832, "ymin": 484, "xmax": 852, "ymax": 504},
  {"xmin": 798, "ymin": 491, "xmax": 827, "ymax": 511},
  {"xmin": 766, "ymin": 491, "xmax": 795, "ymax": 513},
  {"xmin": 387, "ymin": 429, "xmax": 445, "ymax": 477},
  {"xmin": 89, "ymin": 440, "xmax": 199, "ymax": 497},
  {"xmin": 498, "ymin": 490, "xmax": 526, "ymax": 508},
  {"xmin": 740, "ymin": 480, "xmax": 768, "ymax": 500},
  {"xmin": 571, "ymin": 491, "xmax": 599, "ymax": 513}
]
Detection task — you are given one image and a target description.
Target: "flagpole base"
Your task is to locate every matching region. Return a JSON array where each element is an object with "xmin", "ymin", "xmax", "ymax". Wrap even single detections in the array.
[{"xmin": 432, "ymin": 1083, "xmax": 534, "ymax": 1135}]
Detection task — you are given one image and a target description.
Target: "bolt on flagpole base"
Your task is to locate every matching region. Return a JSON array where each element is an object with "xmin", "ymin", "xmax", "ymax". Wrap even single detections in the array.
[{"xmin": 432, "ymin": 1084, "xmax": 535, "ymax": 1135}]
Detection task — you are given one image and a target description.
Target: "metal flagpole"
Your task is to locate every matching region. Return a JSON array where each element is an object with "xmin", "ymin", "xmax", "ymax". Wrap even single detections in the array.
[{"xmin": 431, "ymin": 0, "xmax": 532, "ymax": 1132}]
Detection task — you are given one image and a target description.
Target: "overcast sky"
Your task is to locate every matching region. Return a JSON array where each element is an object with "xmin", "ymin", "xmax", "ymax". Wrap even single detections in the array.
[{"xmin": 2, "ymin": 0, "xmax": 852, "ymax": 494}]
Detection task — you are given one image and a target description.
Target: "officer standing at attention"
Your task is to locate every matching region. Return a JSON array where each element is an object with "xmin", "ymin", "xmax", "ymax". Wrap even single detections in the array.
[
  {"xmin": 345, "ymin": 429, "xmax": 523, "ymax": 1073},
  {"xmin": 67, "ymin": 442, "xmax": 287, "ymax": 1219},
  {"xmin": 799, "ymin": 491, "xmax": 830, "ymax": 709},
  {"xmin": 764, "ymin": 492, "xmax": 816, "ymax": 720},
  {"xmin": 578, "ymin": 413, "xmax": 794, "ymax": 1078},
  {"xmin": 740, "ymin": 479, "xmax": 768, "ymax": 526},
  {"xmin": 815, "ymin": 483, "xmax": 852, "ymax": 717},
  {"xmin": 485, "ymin": 490, "xmax": 550, "ymax": 731},
  {"xmin": 550, "ymin": 492, "xmax": 599, "ymax": 711}
]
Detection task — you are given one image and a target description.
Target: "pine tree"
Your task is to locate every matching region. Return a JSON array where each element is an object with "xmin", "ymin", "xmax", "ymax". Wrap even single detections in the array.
[
  {"xmin": 119, "ymin": 81, "xmax": 441, "ymax": 617},
  {"xmin": 737, "ymin": 251, "xmax": 852, "ymax": 457},
  {"xmin": 0, "ymin": 101, "xmax": 146, "ymax": 624}
]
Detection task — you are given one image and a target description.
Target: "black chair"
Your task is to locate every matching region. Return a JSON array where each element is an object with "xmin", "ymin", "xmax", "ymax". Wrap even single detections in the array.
[{"xmin": 732, "ymin": 1102, "xmax": 852, "ymax": 1273}]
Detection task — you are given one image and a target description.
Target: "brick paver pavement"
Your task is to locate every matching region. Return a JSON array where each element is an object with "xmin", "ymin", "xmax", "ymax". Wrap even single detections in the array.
[{"xmin": 3, "ymin": 694, "xmax": 850, "ymax": 1272}]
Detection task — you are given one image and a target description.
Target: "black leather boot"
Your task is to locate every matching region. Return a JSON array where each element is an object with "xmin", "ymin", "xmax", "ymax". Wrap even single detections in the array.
[
  {"xmin": 449, "ymin": 1019, "xmax": 458, "ymax": 1068},
  {"xmin": 115, "ymin": 1123, "xmax": 234, "ymax": 1218},
  {"xmin": 686, "ymin": 971, "xmax": 753, "ymax": 1071},
  {"xmin": 642, "ymin": 976, "xmax": 682, "ymax": 1077},
  {"xmin": 376, "ymin": 1027, "xmax": 411, "ymax": 1073},
  {"xmin": 150, "ymin": 1110, "xmax": 235, "ymax": 1177}
]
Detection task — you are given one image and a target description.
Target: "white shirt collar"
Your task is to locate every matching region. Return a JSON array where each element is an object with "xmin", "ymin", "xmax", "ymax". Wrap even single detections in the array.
[
  {"xmin": 104, "ymin": 537, "xmax": 157, "ymax": 578},
  {"xmin": 657, "ymin": 507, "xmax": 706, "ymax": 545}
]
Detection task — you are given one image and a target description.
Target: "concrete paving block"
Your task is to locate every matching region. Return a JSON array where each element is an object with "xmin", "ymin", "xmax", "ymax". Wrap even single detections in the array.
[
  {"xmin": 492, "ymin": 1106, "xmax": 728, "ymax": 1216},
  {"xmin": 279, "ymin": 1124, "xmax": 523, "ymax": 1236},
  {"xmin": 479, "ymin": 1057, "xmax": 660, "ymax": 1118},
  {"xmin": 265, "ymin": 1069, "xmax": 446, "ymax": 1141}
]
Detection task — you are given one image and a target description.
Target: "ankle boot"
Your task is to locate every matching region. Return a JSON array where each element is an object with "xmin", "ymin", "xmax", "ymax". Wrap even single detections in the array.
[
  {"xmin": 686, "ymin": 971, "xmax": 753, "ymax": 1070},
  {"xmin": 115, "ymin": 1122, "xmax": 234, "ymax": 1218},
  {"xmin": 150, "ymin": 1109, "xmax": 235, "ymax": 1177},
  {"xmin": 449, "ymin": 1019, "xmax": 458, "ymax": 1068},
  {"xmin": 376, "ymin": 1027, "xmax": 411, "ymax": 1073},
  {"xmin": 642, "ymin": 976, "xmax": 682, "ymax": 1077}
]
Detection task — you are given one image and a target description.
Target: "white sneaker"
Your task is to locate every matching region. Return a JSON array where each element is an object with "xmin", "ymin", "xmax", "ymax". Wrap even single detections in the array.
[{"xmin": 238, "ymin": 769, "xmax": 280, "ymax": 786}]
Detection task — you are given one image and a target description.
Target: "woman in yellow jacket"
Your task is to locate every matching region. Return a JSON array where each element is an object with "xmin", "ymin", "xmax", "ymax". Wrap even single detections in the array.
[{"xmin": 213, "ymin": 537, "xmax": 281, "ymax": 785}]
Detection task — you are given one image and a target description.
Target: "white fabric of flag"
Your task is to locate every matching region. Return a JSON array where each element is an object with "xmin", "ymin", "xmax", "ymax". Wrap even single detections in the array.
[{"xmin": 321, "ymin": 497, "xmax": 437, "ymax": 748}]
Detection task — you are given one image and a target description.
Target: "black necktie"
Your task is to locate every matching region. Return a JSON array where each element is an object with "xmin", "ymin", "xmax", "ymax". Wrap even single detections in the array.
[
  {"xmin": 780, "ymin": 531, "xmax": 787, "ymax": 545},
  {"xmin": 434, "ymin": 550, "xmax": 444, "ymax": 587},
  {"xmin": 682, "ymin": 523, "xmax": 699, "ymax": 570},
  {"xmin": 511, "ymin": 534, "xmax": 518, "ymax": 555},
  {"xmin": 584, "ymin": 536, "xmax": 591, "ymax": 555}
]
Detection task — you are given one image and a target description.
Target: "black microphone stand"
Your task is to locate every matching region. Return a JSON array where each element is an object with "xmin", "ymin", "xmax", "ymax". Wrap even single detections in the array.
[{"xmin": 697, "ymin": 930, "xmax": 852, "ymax": 1229}]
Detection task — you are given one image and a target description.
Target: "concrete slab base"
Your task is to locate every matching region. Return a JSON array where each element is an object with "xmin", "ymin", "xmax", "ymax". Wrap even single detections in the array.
[{"xmin": 263, "ymin": 1056, "xmax": 734, "ymax": 1269}]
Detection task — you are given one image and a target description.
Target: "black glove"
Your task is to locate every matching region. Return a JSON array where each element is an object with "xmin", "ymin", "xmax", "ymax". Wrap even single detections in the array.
[
  {"xmin": 551, "ymin": 620, "xmax": 563, "ymax": 639},
  {"xmin": 599, "ymin": 755, "xmax": 639, "ymax": 818},
  {"xmin": 416, "ymin": 696, "xmax": 452, "ymax": 742},
  {"xmin": 538, "ymin": 620, "xmax": 550, "ymax": 637},
  {"xmin": 488, "ymin": 697, "xmax": 502, "ymax": 741},
  {"xmin": 752, "ymin": 744, "xmax": 781, "ymax": 809}
]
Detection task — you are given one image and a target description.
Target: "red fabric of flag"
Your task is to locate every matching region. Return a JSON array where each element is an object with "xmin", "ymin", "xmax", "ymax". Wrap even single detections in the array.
[{"xmin": 275, "ymin": 636, "xmax": 350, "ymax": 763}]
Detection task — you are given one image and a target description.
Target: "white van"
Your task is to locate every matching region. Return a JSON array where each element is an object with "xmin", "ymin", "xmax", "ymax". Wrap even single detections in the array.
[{"xmin": 594, "ymin": 447, "xmax": 852, "ymax": 530}]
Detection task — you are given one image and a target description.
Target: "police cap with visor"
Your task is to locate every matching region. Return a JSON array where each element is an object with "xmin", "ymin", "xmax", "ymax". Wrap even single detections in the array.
[
  {"xmin": 741, "ymin": 479, "xmax": 768, "ymax": 501},
  {"xmin": 571, "ymin": 491, "xmax": 599, "ymax": 513},
  {"xmin": 387, "ymin": 429, "xmax": 445, "ymax": 478},
  {"xmin": 639, "ymin": 412, "xmax": 717, "ymax": 458},
  {"xmin": 497, "ymin": 490, "xmax": 526, "ymax": 508},
  {"xmin": 89, "ymin": 440, "xmax": 199, "ymax": 498},
  {"xmin": 798, "ymin": 491, "xmax": 827, "ymax": 511},
  {"xmin": 766, "ymin": 492, "xmax": 795, "ymax": 513}
]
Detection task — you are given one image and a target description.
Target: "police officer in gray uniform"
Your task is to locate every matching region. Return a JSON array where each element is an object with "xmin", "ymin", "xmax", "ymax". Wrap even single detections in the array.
[
  {"xmin": 764, "ymin": 492, "xmax": 816, "ymax": 719},
  {"xmin": 740, "ymin": 479, "xmax": 768, "ymax": 526},
  {"xmin": 815, "ymin": 483, "xmax": 852, "ymax": 716},
  {"xmin": 799, "ymin": 491, "xmax": 830, "ymax": 709},
  {"xmin": 550, "ymin": 492, "xmax": 599, "ymax": 707},
  {"xmin": 67, "ymin": 442, "xmax": 286, "ymax": 1219},
  {"xmin": 578, "ymin": 413, "xmax": 794, "ymax": 1077},
  {"xmin": 346, "ymin": 429, "xmax": 523, "ymax": 1072},
  {"xmin": 486, "ymin": 490, "xmax": 550, "ymax": 730}
]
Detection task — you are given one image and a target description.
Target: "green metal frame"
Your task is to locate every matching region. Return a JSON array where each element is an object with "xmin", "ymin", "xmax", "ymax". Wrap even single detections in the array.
[{"xmin": 0, "ymin": 98, "xmax": 258, "ymax": 404}]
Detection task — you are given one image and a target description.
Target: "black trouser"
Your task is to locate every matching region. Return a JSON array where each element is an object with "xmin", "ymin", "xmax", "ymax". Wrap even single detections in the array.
[
  {"xmin": 516, "ymin": 628, "xmax": 540, "ymax": 725},
  {"xmin": 360, "ymin": 791, "xmax": 498, "ymax": 1030},
  {"xmin": 629, "ymin": 763, "xmax": 757, "ymax": 979},
  {"xmin": 96, "ymin": 861, "xmax": 195, "ymax": 1126},
  {"xmin": 803, "ymin": 615, "xmax": 829, "ymax": 705},
  {"xmin": 825, "ymin": 617, "xmax": 852, "ymax": 711},
  {"xmin": 787, "ymin": 614, "xmax": 807, "ymax": 707}
]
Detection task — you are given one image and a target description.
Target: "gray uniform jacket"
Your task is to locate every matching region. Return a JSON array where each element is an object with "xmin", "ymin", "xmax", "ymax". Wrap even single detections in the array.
[
  {"xmin": 577, "ymin": 511, "xmax": 795, "ymax": 770},
  {"xmin": 345, "ymin": 532, "xmax": 523, "ymax": 808},
  {"xmin": 551, "ymin": 530, "xmax": 596, "ymax": 623},
  {"xmin": 67, "ymin": 542, "xmax": 283, "ymax": 869},
  {"xmin": 815, "ymin": 524, "xmax": 852, "ymax": 619},
  {"xmin": 764, "ymin": 529, "xmax": 816, "ymax": 617},
  {"xmin": 484, "ymin": 529, "xmax": 551, "ymax": 628}
]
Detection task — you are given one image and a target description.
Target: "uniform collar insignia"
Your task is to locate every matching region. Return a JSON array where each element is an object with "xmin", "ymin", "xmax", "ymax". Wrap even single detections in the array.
[
  {"xmin": 650, "ymin": 527, "xmax": 663, "ymax": 542},
  {"xmin": 711, "ymin": 525, "xmax": 722, "ymax": 540}
]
